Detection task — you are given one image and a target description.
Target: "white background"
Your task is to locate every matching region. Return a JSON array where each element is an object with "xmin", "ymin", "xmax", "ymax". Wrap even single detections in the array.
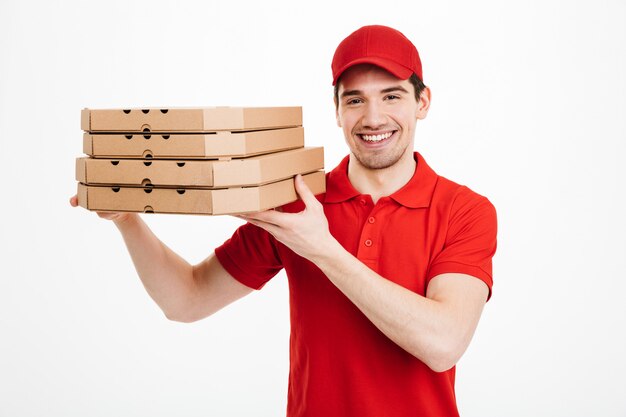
[{"xmin": 1, "ymin": 0, "xmax": 625, "ymax": 416}]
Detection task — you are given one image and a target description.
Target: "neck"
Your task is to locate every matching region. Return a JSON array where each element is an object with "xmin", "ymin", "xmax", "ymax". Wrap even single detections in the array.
[{"xmin": 347, "ymin": 151, "xmax": 416, "ymax": 204}]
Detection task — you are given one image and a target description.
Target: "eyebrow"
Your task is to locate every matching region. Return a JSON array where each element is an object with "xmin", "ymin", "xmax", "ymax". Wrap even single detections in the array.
[
  {"xmin": 340, "ymin": 85, "xmax": 409, "ymax": 98},
  {"xmin": 340, "ymin": 89, "xmax": 362, "ymax": 98},
  {"xmin": 381, "ymin": 86, "xmax": 409, "ymax": 94}
]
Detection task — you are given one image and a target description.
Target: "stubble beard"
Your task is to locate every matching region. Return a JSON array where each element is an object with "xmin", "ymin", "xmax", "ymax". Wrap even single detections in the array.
[{"xmin": 351, "ymin": 139, "xmax": 411, "ymax": 170}]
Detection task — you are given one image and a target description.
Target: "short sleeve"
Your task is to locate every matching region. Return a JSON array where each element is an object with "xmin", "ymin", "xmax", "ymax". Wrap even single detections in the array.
[
  {"xmin": 214, "ymin": 222, "xmax": 284, "ymax": 290},
  {"xmin": 426, "ymin": 188, "xmax": 498, "ymax": 300}
]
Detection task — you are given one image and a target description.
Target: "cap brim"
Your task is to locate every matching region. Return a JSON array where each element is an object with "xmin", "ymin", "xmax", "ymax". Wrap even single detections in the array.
[{"xmin": 332, "ymin": 57, "xmax": 413, "ymax": 85}]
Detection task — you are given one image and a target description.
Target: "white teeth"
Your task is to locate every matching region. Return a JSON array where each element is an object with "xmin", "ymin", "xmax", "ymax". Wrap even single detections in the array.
[{"xmin": 361, "ymin": 132, "xmax": 393, "ymax": 142}]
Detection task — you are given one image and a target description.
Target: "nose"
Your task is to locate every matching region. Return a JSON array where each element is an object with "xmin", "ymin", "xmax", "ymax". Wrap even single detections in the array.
[{"xmin": 361, "ymin": 102, "xmax": 386, "ymax": 130}]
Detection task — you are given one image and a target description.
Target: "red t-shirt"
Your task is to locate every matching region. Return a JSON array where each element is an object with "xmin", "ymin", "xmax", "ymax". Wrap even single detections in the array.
[{"xmin": 215, "ymin": 152, "xmax": 497, "ymax": 417}]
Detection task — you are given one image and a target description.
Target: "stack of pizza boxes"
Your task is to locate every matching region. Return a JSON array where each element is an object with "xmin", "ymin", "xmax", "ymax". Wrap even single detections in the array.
[{"xmin": 76, "ymin": 107, "xmax": 325, "ymax": 215}]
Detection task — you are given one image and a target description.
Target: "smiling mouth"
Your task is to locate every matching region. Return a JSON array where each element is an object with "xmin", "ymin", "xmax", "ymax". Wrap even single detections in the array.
[{"xmin": 358, "ymin": 131, "xmax": 396, "ymax": 143}]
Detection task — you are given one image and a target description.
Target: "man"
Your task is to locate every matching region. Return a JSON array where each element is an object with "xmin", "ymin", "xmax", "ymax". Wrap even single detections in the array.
[{"xmin": 71, "ymin": 25, "xmax": 497, "ymax": 417}]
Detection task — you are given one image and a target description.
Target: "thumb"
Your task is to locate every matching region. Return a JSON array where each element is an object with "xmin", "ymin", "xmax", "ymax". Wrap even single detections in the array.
[{"xmin": 294, "ymin": 174, "xmax": 318, "ymax": 208}]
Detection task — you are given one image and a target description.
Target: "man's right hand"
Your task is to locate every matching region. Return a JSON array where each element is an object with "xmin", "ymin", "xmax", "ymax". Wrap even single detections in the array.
[{"xmin": 69, "ymin": 194, "xmax": 136, "ymax": 223}]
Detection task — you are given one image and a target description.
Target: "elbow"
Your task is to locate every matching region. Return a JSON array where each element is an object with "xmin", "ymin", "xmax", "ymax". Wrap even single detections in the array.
[
  {"xmin": 164, "ymin": 311, "xmax": 194, "ymax": 323},
  {"xmin": 411, "ymin": 337, "xmax": 466, "ymax": 373},
  {"xmin": 424, "ymin": 354, "xmax": 459, "ymax": 373},
  {"xmin": 163, "ymin": 307, "xmax": 206, "ymax": 323},
  {"xmin": 162, "ymin": 267, "xmax": 207, "ymax": 323}
]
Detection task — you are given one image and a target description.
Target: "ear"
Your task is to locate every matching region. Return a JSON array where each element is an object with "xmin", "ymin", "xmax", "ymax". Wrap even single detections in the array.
[{"xmin": 416, "ymin": 86, "xmax": 432, "ymax": 120}]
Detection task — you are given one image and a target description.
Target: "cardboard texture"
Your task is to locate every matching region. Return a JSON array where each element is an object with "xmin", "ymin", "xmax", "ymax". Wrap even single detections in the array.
[
  {"xmin": 77, "ymin": 171, "xmax": 326, "ymax": 215},
  {"xmin": 81, "ymin": 107, "xmax": 302, "ymax": 132},
  {"xmin": 83, "ymin": 127, "xmax": 304, "ymax": 159},
  {"xmin": 76, "ymin": 147, "xmax": 324, "ymax": 188}
]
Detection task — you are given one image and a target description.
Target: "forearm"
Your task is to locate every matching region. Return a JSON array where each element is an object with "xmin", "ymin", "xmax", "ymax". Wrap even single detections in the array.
[
  {"xmin": 113, "ymin": 214, "xmax": 195, "ymax": 318},
  {"xmin": 312, "ymin": 240, "xmax": 457, "ymax": 371},
  {"xmin": 237, "ymin": 178, "xmax": 487, "ymax": 371}
]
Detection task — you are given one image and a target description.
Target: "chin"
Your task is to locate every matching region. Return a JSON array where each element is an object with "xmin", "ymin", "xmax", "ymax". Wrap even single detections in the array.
[
  {"xmin": 353, "ymin": 152, "xmax": 403, "ymax": 170},
  {"xmin": 353, "ymin": 145, "xmax": 413, "ymax": 170}
]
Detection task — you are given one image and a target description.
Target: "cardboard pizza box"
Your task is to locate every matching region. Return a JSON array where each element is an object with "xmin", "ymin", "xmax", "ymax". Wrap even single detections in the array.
[
  {"xmin": 83, "ymin": 127, "xmax": 304, "ymax": 159},
  {"xmin": 81, "ymin": 107, "xmax": 302, "ymax": 133},
  {"xmin": 76, "ymin": 147, "xmax": 324, "ymax": 188},
  {"xmin": 76, "ymin": 171, "xmax": 326, "ymax": 215}
]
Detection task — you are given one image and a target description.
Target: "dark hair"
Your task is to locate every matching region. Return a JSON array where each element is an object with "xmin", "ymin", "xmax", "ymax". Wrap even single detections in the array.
[{"xmin": 334, "ymin": 73, "xmax": 427, "ymax": 108}]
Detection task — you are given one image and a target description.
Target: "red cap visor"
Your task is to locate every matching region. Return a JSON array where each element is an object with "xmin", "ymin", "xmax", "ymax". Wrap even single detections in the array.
[{"xmin": 332, "ymin": 57, "xmax": 414, "ymax": 85}]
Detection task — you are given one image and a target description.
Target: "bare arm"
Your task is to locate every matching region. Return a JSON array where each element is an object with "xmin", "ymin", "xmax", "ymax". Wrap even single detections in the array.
[
  {"xmin": 70, "ymin": 196, "xmax": 253, "ymax": 322},
  {"xmin": 311, "ymin": 241, "xmax": 488, "ymax": 372}
]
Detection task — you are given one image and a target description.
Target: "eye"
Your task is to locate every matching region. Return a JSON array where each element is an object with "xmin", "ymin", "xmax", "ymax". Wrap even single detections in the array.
[
  {"xmin": 385, "ymin": 94, "xmax": 401, "ymax": 101},
  {"xmin": 345, "ymin": 97, "xmax": 363, "ymax": 105}
]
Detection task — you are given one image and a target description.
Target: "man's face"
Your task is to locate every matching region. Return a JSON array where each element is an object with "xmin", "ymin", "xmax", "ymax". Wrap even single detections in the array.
[{"xmin": 335, "ymin": 64, "xmax": 429, "ymax": 170}]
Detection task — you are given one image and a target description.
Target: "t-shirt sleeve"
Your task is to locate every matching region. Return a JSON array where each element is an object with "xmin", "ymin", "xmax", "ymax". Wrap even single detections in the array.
[
  {"xmin": 214, "ymin": 222, "xmax": 284, "ymax": 290},
  {"xmin": 426, "ymin": 188, "xmax": 498, "ymax": 300}
]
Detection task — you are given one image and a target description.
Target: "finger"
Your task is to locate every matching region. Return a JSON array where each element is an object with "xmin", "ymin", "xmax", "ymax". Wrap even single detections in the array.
[
  {"xmin": 240, "ymin": 209, "xmax": 287, "ymax": 227},
  {"xmin": 242, "ymin": 216, "xmax": 282, "ymax": 238},
  {"xmin": 294, "ymin": 174, "xmax": 319, "ymax": 208},
  {"xmin": 69, "ymin": 195, "xmax": 78, "ymax": 207}
]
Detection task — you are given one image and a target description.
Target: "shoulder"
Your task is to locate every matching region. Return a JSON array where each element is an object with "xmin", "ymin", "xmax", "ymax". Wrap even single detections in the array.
[
  {"xmin": 431, "ymin": 174, "xmax": 497, "ymax": 227},
  {"xmin": 430, "ymin": 172, "xmax": 497, "ymax": 238},
  {"xmin": 431, "ymin": 177, "xmax": 498, "ymax": 247}
]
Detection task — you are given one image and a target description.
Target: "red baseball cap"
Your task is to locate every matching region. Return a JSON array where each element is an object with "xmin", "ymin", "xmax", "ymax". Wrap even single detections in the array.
[{"xmin": 331, "ymin": 25, "xmax": 423, "ymax": 86}]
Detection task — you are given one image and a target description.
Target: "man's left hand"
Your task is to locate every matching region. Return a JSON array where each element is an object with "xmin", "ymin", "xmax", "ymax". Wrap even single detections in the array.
[{"xmin": 236, "ymin": 174, "xmax": 335, "ymax": 262}]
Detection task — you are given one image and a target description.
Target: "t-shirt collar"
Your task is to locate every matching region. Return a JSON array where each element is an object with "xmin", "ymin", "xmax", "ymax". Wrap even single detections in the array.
[{"xmin": 324, "ymin": 152, "xmax": 438, "ymax": 208}]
